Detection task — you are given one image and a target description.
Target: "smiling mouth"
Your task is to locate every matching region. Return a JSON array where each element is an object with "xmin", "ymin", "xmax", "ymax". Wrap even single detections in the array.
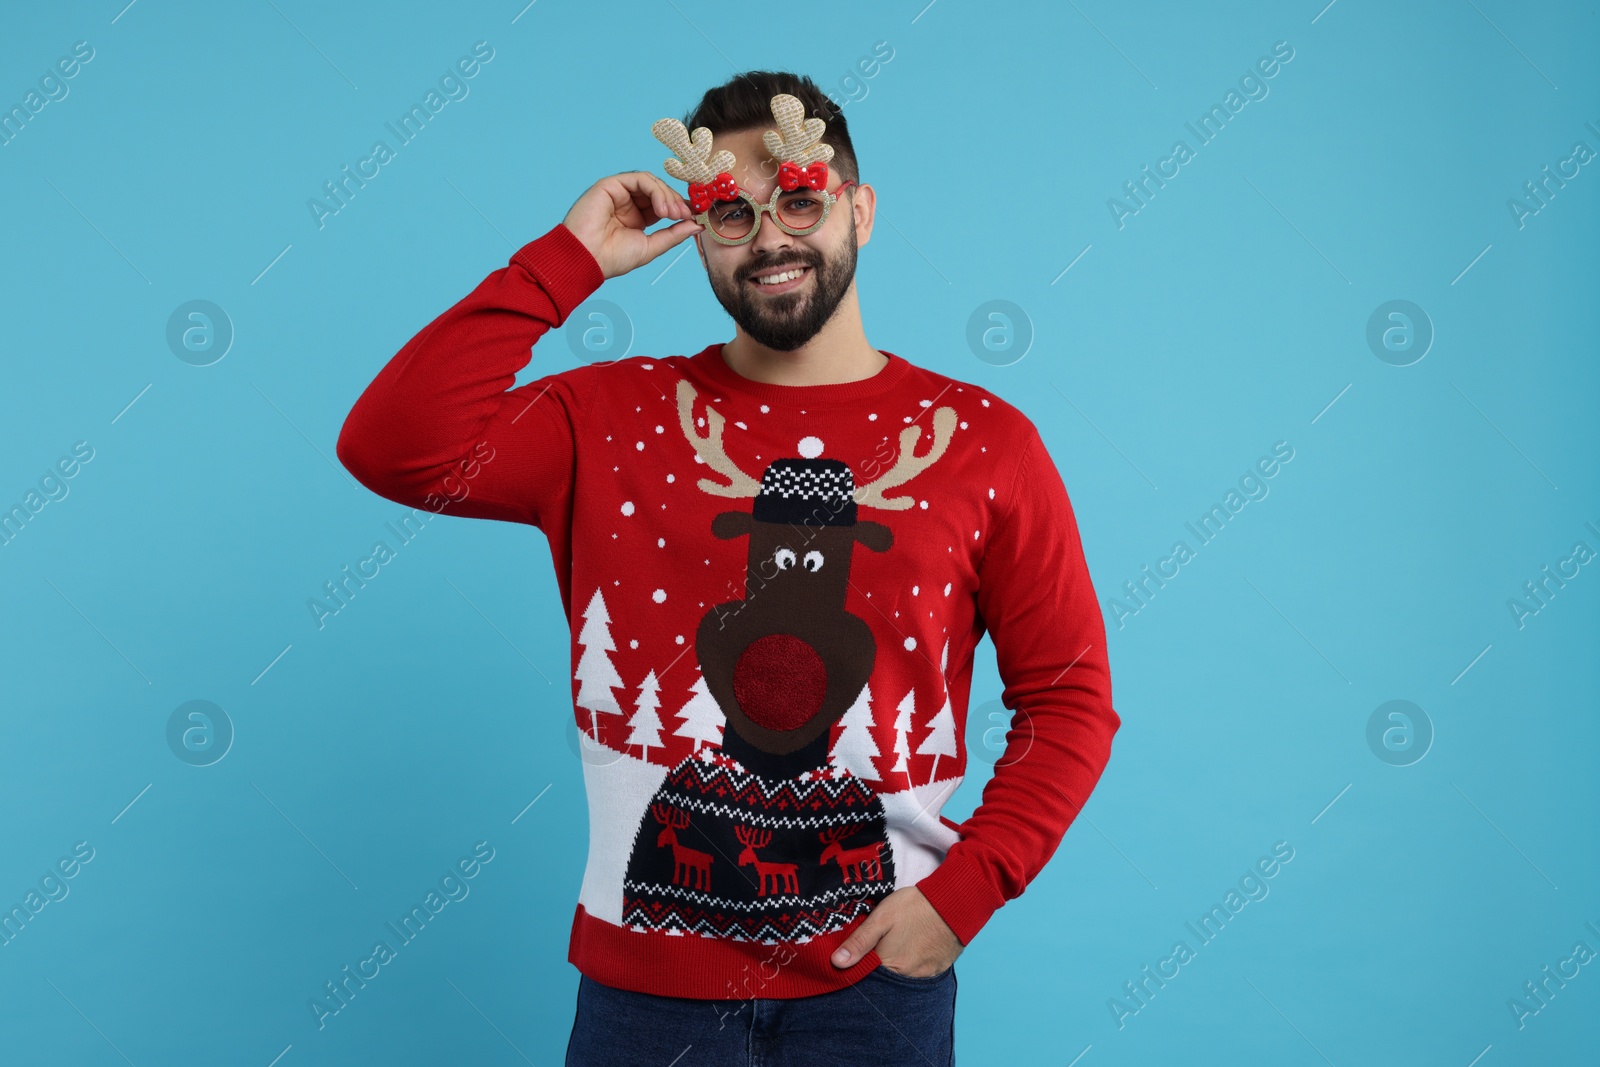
[{"xmin": 747, "ymin": 264, "xmax": 812, "ymax": 291}]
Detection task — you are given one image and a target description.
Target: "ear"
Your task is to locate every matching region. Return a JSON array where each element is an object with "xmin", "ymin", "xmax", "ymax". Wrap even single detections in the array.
[
  {"xmin": 711, "ymin": 511, "xmax": 754, "ymax": 539},
  {"xmin": 852, "ymin": 520, "xmax": 893, "ymax": 552},
  {"xmin": 851, "ymin": 181, "xmax": 875, "ymax": 249}
]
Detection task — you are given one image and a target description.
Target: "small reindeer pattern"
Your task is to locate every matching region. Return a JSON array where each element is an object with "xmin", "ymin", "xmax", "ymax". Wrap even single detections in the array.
[
  {"xmin": 647, "ymin": 805, "xmax": 888, "ymax": 898},
  {"xmin": 735, "ymin": 824, "xmax": 799, "ymax": 897},
  {"xmin": 649, "ymin": 802, "xmax": 713, "ymax": 892},
  {"xmin": 818, "ymin": 823, "xmax": 888, "ymax": 885}
]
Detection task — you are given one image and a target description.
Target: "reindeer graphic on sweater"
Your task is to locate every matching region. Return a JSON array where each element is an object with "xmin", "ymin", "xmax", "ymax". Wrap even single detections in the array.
[{"xmin": 619, "ymin": 379, "xmax": 957, "ymax": 942}]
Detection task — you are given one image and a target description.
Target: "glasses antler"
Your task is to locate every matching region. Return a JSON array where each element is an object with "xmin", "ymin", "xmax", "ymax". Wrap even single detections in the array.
[
  {"xmin": 652, "ymin": 118, "xmax": 738, "ymax": 212},
  {"xmin": 762, "ymin": 94, "xmax": 835, "ymax": 192}
]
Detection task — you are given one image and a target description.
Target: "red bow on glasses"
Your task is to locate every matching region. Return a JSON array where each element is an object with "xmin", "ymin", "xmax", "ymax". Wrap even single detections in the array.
[
  {"xmin": 777, "ymin": 160, "xmax": 829, "ymax": 192},
  {"xmin": 688, "ymin": 172, "xmax": 739, "ymax": 212}
]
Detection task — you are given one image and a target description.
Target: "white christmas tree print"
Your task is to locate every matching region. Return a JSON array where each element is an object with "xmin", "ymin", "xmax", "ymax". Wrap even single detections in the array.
[
  {"xmin": 890, "ymin": 689, "xmax": 915, "ymax": 782},
  {"xmin": 671, "ymin": 669, "xmax": 724, "ymax": 752},
  {"xmin": 916, "ymin": 639, "xmax": 959, "ymax": 783},
  {"xmin": 831, "ymin": 683, "xmax": 882, "ymax": 781},
  {"xmin": 574, "ymin": 587, "xmax": 626, "ymax": 744},
  {"xmin": 625, "ymin": 669, "xmax": 665, "ymax": 760}
]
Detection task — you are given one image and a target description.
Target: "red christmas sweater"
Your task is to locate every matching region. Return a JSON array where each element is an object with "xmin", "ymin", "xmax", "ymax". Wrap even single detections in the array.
[{"xmin": 336, "ymin": 222, "xmax": 1120, "ymax": 1000}]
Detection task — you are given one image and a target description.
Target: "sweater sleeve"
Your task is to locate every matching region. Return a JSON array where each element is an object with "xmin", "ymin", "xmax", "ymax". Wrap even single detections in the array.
[
  {"xmin": 335, "ymin": 223, "xmax": 606, "ymax": 529},
  {"xmin": 912, "ymin": 425, "xmax": 1121, "ymax": 947}
]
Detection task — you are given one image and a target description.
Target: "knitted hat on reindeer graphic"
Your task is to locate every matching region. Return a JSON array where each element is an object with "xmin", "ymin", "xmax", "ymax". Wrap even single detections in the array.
[
  {"xmin": 651, "ymin": 92, "xmax": 837, "ymax": 210},
  {"xmin": 755, "ymin": 457, "xmax": 860, "ymax": 527}
]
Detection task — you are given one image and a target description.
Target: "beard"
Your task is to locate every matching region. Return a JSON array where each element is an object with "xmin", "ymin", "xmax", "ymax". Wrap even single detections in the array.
[{"xmin": 705, "ymin": 222, "xmax": 858, "ymax": 352}]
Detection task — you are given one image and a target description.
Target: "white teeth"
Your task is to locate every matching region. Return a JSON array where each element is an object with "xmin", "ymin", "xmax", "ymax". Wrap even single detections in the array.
[{"xmin": 754, "ymin": 267, "xmax": 807, "ymax": 285}]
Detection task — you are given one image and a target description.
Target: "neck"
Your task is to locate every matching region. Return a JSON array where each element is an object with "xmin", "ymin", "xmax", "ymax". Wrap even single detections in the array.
[{"xmin": 721, "ymin": 287, "xmax": 883, "ymax": 386}]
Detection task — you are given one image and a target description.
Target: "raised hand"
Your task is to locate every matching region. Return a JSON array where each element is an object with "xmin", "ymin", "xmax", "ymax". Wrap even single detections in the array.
[{"xmin": 562, "ymin": 171, "xmax": 703, "ymax": 281}]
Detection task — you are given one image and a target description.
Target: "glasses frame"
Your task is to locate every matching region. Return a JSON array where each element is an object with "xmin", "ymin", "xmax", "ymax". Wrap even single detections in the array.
[{"xmin": 691, "ymin": 179, "xmax": 857, "ymax": 246}]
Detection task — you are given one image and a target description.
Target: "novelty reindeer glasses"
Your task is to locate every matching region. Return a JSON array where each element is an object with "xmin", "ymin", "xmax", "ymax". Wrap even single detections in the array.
[{"xmin": 652, "ymin": 93, "xmax": 856, "ymax": 245}]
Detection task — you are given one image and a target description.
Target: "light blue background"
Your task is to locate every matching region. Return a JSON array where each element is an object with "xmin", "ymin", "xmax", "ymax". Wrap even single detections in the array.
[{"xmin": 2, "ymin": 1, "xmax": 1596, "ymax": 1064}]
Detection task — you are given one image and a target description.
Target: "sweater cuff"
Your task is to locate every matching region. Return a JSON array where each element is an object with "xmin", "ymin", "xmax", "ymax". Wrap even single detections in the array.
[
  {"xmin": 913, "ymin": 844, "xmax": 1010, "ymax": 948},
  {"xmin": 510, "ymin": 223, "xmax": 605, "ymax": 327}
]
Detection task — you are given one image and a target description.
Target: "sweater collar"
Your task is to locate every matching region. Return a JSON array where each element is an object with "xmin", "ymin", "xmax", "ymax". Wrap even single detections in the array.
[{"xmin": 689, "ymin": 342, "xmax": 911, "ymax": 404}]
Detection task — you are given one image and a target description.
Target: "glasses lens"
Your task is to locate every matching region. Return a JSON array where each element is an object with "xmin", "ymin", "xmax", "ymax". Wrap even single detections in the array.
[
  {"xmin": 707, "ymin": 197, "xmax": 754, "ymax": 240},
  {"xmin": 775, "ymin": 188, "xmax": 829, "ymax": 231}
]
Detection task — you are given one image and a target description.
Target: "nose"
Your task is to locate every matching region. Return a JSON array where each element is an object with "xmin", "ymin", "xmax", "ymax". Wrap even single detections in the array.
[
  {"xmin": 732, "ymin": 633, "xmax": 826, "ymax": 731},
  {"xmin": 750, "ymin": 198, "xmax": 796, "ymax": 256}
]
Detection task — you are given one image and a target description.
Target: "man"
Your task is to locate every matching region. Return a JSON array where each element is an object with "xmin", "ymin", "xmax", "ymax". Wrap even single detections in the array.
[{"xmin": 337, "ymin": 70, "xmax": 1119, "ymax": 1066}]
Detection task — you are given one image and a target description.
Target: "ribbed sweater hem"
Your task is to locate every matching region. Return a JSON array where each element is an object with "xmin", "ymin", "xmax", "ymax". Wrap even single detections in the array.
[{"xmin": 567, "ymin": 903, "xmax": 891, "ymax": 999}]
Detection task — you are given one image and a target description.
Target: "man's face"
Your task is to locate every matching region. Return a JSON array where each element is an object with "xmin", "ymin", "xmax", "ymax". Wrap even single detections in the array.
[{"xmin": 694, "ymin": 127, "xmax": 863, "ymax": 352}]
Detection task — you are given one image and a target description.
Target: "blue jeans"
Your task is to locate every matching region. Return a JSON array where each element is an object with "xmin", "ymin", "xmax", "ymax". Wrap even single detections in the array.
[{"xmin": 564, "ymin": 964, "xmax": 957, "ymax": 1066}]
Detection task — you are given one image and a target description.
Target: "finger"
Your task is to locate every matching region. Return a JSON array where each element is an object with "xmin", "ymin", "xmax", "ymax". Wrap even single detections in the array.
[
  {"xmin": 641, "ymin": 217, "xmax": 702, "ymax": 259},
  {"xmin": 633, "ymin": 193, "xmax": 664, "ymax": 228},
  {"xmin": 626, "ymin": 171, "xmax": 691, "ymax": 221},
  {"xmin": 649, "ymin": 181, "xmax": 685, "ymax": 223},
  {"xmin": 634, "ymin": 176, "xmax": 684, "ymax": 228},
  {"xmin": 831, "ymin": 913, "xmax": 885, "ymax": 967},
  {"xmin": 661, "ymin": 183, "xmax": 691, "ymax": 219},
  {"xmin": 626, "ymin": 180, "xmax": 663, "ymax": 221}
]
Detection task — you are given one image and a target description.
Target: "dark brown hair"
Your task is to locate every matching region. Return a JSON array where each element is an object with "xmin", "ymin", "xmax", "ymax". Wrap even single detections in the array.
[{"xmin": 681, "ymin": 71, "xmax": 859, "ymax": 186}]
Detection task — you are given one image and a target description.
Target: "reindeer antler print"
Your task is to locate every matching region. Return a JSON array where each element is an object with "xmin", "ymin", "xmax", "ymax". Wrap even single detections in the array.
[
  {"xmin": 652, "ymin": 118, "xmax": 737, "ymax": 186},
  {"xmin": 675, "ymin": 379, "xmax": 762, "ymax": 498},
  {"xmin": 853, "ymin": 407, "xmax": 960, "ymax": 510},
  {"xmin": 761, "ymin": 94, "xmax": 835, "ymax": 168}
]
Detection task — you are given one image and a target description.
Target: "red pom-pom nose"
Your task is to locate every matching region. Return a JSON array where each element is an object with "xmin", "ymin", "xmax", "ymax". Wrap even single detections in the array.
[{"xmin": 732, "ymin": 634, "xmax": 826, "ymax": 732}]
